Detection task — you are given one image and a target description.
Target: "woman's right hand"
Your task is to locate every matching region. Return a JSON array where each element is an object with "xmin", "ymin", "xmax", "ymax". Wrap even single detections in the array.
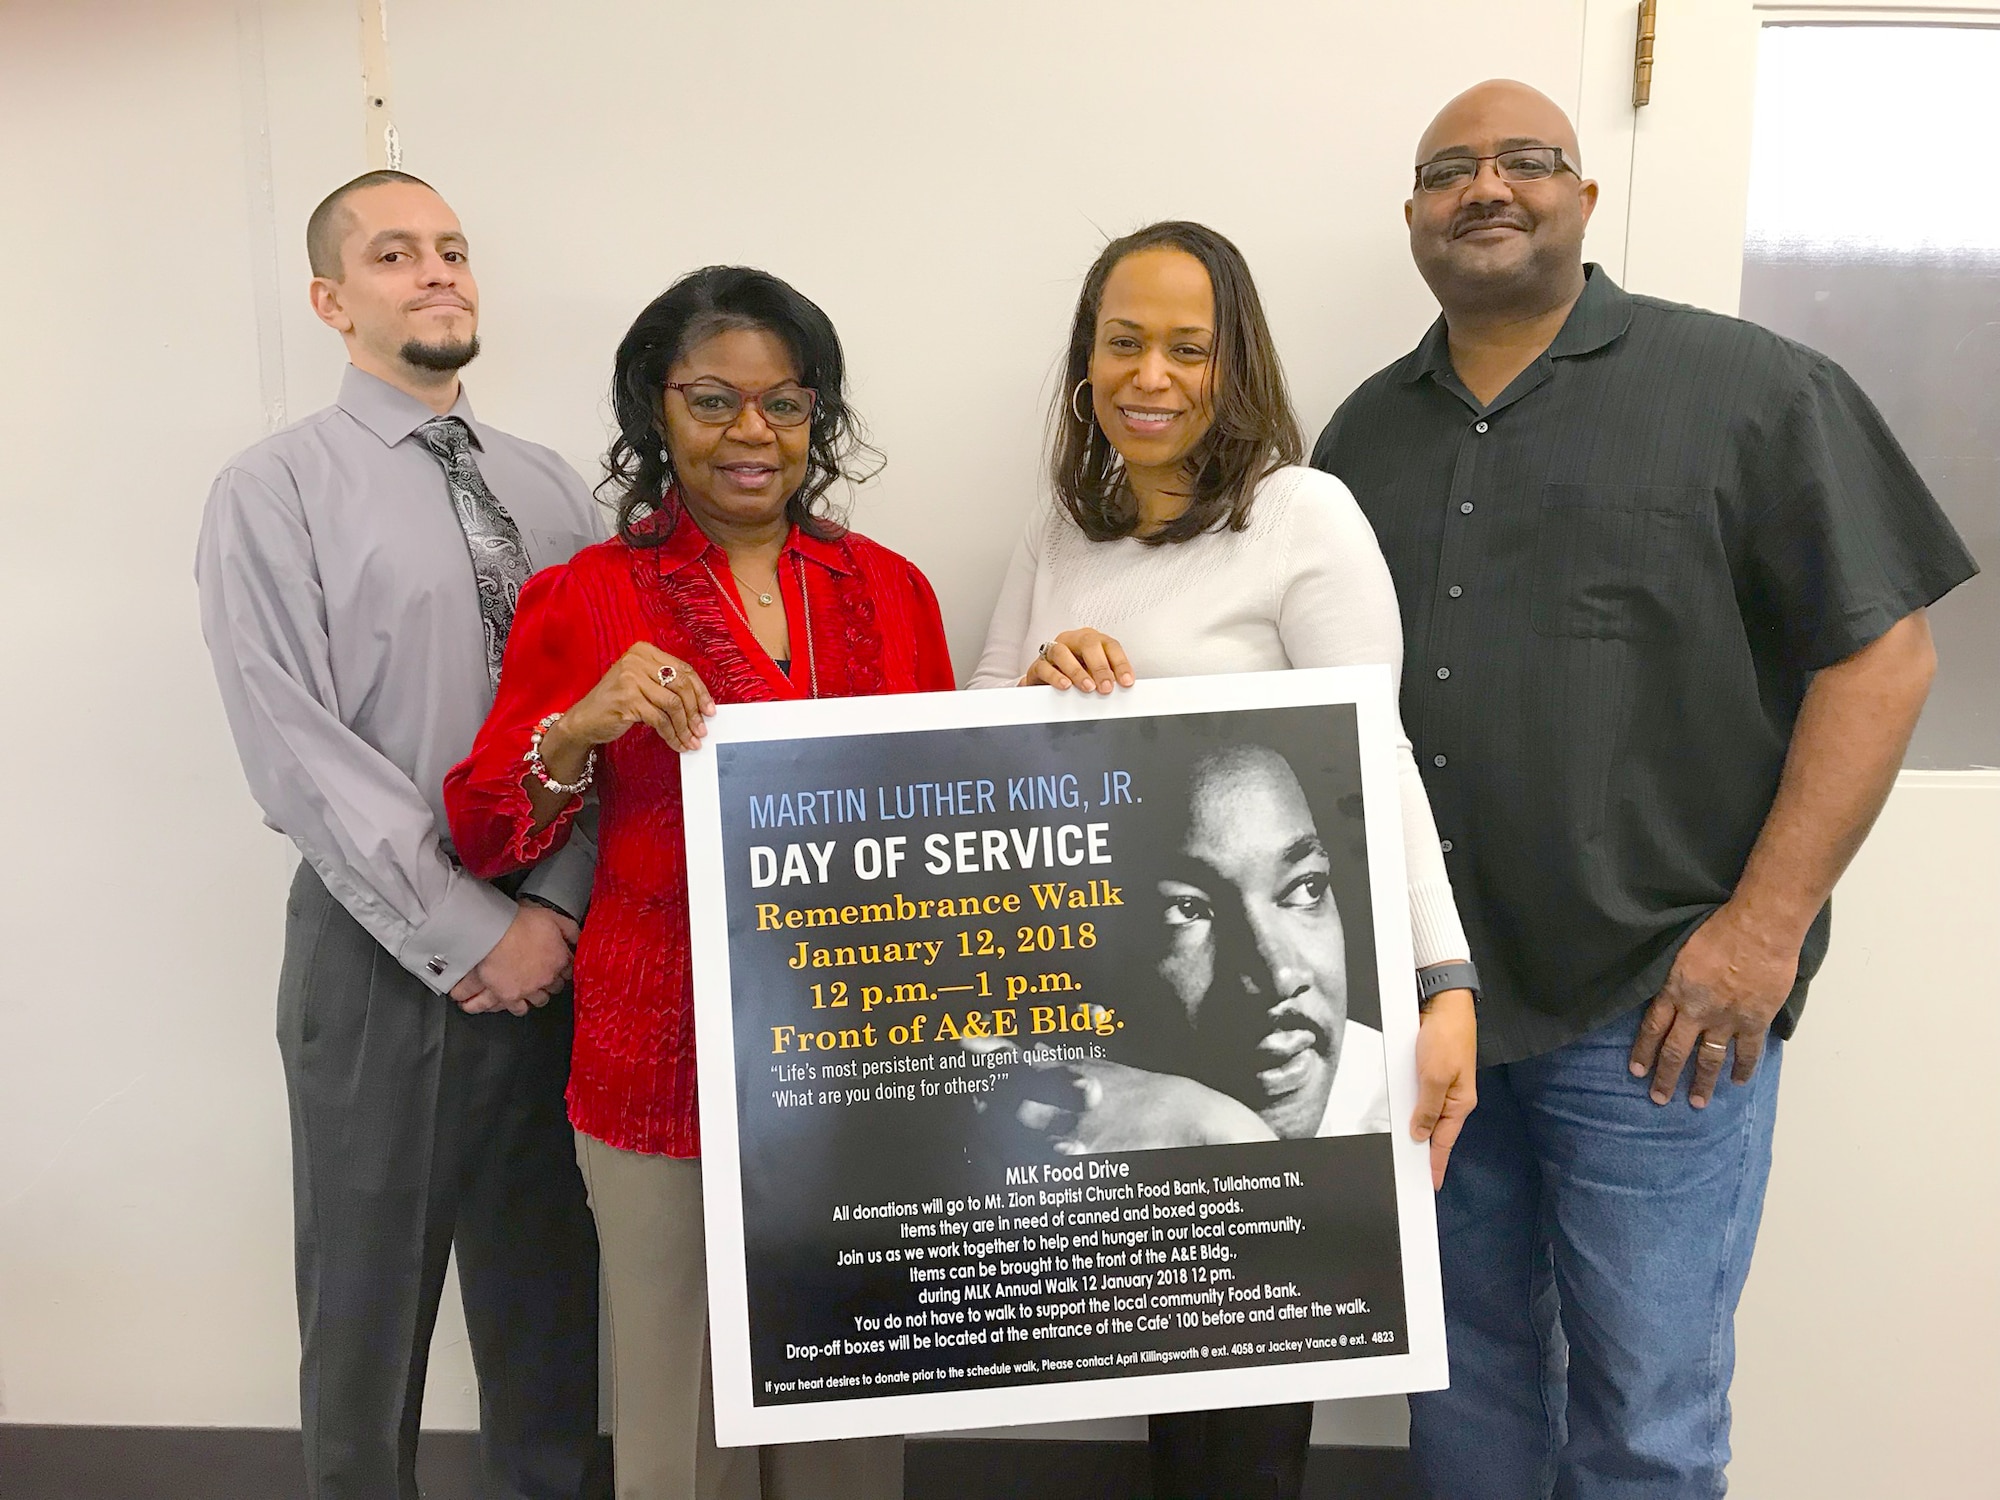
[
  {"xmin": 1019, "ymin": 628, "xmax": 1136, "ymax": 693},
  {"xmin": 550, "ymin": 642, "xmax": 717, "ymax": 757}
]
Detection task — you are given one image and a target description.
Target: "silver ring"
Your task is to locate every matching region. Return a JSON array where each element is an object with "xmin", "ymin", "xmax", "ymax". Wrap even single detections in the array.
[
  {"xmin": 1699, "ymin": 1039, "xmax": 1728, "ymax": 1051},
  {"xmin": 1037, "ymin": 642, "xmax": 1052, "ymax": 663},
  {"xmin": 657, "ymin": 664, "xmax": 677, "ymax": 687}
]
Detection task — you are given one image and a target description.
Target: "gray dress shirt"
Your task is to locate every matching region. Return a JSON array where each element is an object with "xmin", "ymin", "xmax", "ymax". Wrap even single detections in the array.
[{"xmin": 197, "ymin": 366, "xmax": 604, "ymax": 993}]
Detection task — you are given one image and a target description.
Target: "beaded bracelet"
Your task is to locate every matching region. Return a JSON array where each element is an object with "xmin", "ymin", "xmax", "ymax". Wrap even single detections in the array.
[{"xmin": 524, "ymin": 711, "xmax": 595, "ymax": 797}]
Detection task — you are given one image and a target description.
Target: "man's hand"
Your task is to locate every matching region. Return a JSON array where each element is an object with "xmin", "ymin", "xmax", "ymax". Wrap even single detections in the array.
[
  {"xmin": 1412, "ymin": 989, "xmax": 1477, "ymax": 1189},
  {"xmin": 449, "ymin": 901, "xmax": 579, "ymax": 1016},
  {"xmin": 1628, "ymin": 905, "xmax": 1798, "ymax": 1108},
  {"xmin": 994, "ymin": 1054, "xmax": 1275, "ymax": 1153}
]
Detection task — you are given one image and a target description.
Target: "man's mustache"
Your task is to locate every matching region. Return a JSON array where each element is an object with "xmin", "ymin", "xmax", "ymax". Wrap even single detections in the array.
[
  {"xmin": 1450, "ymin": 206, "xmax": 1534, "ymax": 238},
  {"xmin": 1261, "ymin": 999, "xmax": 1332, "ymax": 1057},
  {"xmin": 1201, "ymin": 993, "xmax": 1333, "ymax": 1059}
]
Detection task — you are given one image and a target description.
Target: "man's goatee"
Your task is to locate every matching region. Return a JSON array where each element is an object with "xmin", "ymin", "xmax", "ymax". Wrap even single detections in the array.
[{"xmin": 402, "ymin": 334, "xmax": 480, "ymax": 372}]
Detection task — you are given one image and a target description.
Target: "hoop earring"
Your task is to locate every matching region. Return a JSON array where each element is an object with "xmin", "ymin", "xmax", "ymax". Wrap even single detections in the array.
[{"xmin": 1071, "ymin": 378, "xmax": 1093, "ymax": 425}]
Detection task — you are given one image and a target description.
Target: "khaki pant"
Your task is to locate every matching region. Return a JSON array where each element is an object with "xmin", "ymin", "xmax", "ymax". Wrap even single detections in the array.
[{"xmin": 575, "ymin": 1132, "xmax": 903, "ymax": 1500}]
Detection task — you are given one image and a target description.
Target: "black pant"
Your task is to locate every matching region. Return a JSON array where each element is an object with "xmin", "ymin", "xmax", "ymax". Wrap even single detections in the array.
[
  {"xmin": 1150, "ymin": 1404, "xmax": 1315, "ymax": 1500},
  {"xmin": 277, "ymin": 864, "xmax": 605, "ymax": 1500}
]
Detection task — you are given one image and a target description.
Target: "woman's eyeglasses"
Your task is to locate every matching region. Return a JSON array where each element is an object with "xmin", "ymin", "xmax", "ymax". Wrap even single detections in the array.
[{"xmin": 665, "ymin": 380, "xmax": 818, "ymax": 429}]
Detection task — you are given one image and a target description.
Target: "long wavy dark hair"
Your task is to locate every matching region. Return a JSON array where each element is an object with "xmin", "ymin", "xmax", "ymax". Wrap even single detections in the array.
[
  {"xmin": 600, "ymin": 265, "xmax": 880, "ymax": 546},
  {"xmin": 1050, "ymin": 221, "xmax": 1302, "ymax": 546}
]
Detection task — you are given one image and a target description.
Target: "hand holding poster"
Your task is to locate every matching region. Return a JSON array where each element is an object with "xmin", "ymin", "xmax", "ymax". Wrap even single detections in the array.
[{"xmin": 681, "ymin": 667, "xmax": 1445, "ymax": 1445}]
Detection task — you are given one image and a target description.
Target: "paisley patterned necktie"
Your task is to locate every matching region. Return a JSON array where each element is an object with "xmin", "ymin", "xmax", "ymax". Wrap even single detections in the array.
[{"xmin": 415, "ymin": 415, "xmax": 531, "ymax": 689}]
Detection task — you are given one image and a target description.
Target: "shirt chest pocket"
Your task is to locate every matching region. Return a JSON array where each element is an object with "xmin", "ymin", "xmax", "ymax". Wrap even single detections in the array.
[{"xmin": 1531, "ymin": 483, "xmax": 1713, "ymax": 640}]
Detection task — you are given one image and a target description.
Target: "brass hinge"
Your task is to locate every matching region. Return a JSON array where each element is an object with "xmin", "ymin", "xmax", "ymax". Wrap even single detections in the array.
[{"xmin": 1634, "ymin": 0, "xmax": 1659, "ymax": 107}]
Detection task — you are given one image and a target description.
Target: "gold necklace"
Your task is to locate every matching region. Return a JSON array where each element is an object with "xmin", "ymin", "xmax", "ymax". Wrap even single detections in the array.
[{"xmin": 701, "ymin": 554, "xmax": 819, "ymax": 698}]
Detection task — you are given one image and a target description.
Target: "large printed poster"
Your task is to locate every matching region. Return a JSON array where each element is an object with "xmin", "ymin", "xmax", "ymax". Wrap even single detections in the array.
[{"xmin": 681, "ymin": 668, "xmax": 1445, "ymax": 1445}]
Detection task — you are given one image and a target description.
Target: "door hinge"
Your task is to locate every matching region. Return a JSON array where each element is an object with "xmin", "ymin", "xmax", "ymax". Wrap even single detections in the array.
[{"xmin": 1634, "ymin": 0, "xmax": 1659, "ymax": 107}]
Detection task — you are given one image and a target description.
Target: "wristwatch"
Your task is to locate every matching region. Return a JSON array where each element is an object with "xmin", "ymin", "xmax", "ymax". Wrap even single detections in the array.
[{"xmin": 1417, "ymin": 960, "xmax": 1480, "ymax": 1009}]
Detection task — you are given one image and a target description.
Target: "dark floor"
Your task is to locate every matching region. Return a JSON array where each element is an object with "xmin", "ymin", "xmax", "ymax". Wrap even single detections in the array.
[{"xmin": 0, "ymin": 1426, "xmax": 1421, "ymax": 1500}]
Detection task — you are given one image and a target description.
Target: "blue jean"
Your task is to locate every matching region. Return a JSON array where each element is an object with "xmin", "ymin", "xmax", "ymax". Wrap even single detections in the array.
[{"xmin": 1408, "ymin": 1003, "xmax": 1783, "ymax": 1499}]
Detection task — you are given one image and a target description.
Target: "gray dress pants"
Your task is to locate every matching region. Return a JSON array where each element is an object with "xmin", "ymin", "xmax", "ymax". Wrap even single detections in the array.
[{"xmin": 277, "ymin": 863, "xmax": 606, "ymax": 1500}]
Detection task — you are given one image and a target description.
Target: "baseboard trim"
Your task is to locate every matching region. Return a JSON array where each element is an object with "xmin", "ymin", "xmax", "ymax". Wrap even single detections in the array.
[{"xmin": 0, "ymin": 1425, "xmax": 1418, "ymax": 1499}]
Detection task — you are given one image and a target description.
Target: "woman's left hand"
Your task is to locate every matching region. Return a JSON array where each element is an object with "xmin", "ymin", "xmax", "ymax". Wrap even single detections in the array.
[
  {"xmin": 1020, "ymin": 628, "xmax": 1135, "ymax": 693},
  {"xmin": 1412, "ymin": 988, "xmax": 1478, "ymax": 1190}
]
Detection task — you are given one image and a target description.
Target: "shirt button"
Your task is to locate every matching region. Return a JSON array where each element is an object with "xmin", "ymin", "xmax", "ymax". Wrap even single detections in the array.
[
  {"xmin": 1436, "ymin": 667, "xmax": 1450, "ymax": 680},
  {"xmin": 1433, "ymin": 754, "xmax": 1447, "ymax": 767},
  {"xmin": 1459, "ymin": 502, "xmax": 1474, "ymax": 514},
  {"xmin": 1440, "ymin": 839, "xmax": 1455, "ymax": 853},
  {"xmin": 1448, "ymin": 585, "xmax": 1463, "ymax": 598},
  {"xmin": 1475, "ymin": 421, "xmax": 1489, "ymax": 433}
]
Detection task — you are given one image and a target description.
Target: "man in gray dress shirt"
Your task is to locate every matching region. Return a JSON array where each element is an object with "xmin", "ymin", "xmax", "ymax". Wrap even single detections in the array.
[{"xmin": 197, "ymin": 171, "xmax": 606, "ymax": 1500}]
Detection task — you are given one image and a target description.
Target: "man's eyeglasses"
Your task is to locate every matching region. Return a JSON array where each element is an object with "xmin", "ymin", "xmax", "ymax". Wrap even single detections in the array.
[
  {"xmin": 664, "ymin": 380, "xmax": 818, "ymax": 429},
  {"xmin": 1414, "ymin": 147, "xmax": 1575, "ymax": 195}
]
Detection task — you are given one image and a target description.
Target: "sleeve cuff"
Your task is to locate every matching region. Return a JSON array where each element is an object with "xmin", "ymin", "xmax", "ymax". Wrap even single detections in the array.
[
  {"xmin": 395, "ymin": 871, "xmax": 516, "ymax": 994},
  {"xmin": 518, "ymin": 831, "xmax": 595, "ymax": 921},
  {"xmin": 1408, "ymin": 876, "xmax": 1471, "ymax": 972}
]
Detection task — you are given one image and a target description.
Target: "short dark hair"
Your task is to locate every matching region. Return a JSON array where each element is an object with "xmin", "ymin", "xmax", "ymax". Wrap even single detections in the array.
[
  {"xmin": 306, "ymin": 170, "xmax": 434, "ymax": 279},
  {"xmin": 1050, "ymin": 221, "xmax": 1303, "ymax": 546},
  {"xmin": 600, "ymin": 266, "xmax": 880, "ymax": 547}
]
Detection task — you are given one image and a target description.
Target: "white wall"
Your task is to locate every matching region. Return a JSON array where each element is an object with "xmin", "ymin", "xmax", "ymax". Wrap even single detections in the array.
[
  {"xmin": 1731, "ymin": 778, "xmax": 2000, "ymax": 1497},
  {"xmin": 2, "ymin": 4, "xmax": 1992, "ymax": 1489}
]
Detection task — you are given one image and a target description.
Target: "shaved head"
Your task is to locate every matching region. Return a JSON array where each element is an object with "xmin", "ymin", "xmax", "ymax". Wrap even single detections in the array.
[
  {"xmin": 306, "ymin": 169, "xmax": 434, "ymax": 279},
  {"xmin": 1404, "ymin": 77, "xmax": 1596, "ymax": 323},
  {"xmin": 1417, "ymin": 79, "xmax": 1581, "ymax": 170}
]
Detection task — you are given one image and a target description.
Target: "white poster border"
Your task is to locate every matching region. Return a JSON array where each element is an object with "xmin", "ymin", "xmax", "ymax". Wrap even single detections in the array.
[{"xmin": 681, "ymin": 666, "xmax": 1446, "ymax": 1447}]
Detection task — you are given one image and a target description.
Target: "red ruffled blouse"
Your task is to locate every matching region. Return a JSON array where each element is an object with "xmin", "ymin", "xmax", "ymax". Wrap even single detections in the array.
[{"xmin": 444, "ymin": 505, "xmax": 955, "ymax": 1156}]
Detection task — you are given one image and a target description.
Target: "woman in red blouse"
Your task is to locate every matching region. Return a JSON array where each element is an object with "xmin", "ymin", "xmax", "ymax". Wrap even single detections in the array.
[{"xmin": 446, "ymin": 266, "xmax": 952, "ymax": 1500}]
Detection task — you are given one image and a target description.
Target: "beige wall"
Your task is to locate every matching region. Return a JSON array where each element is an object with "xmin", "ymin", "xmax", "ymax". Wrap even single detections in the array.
[
  {"xmin": 1, "ymin": 2, "xmax": 1992, "ymax": 1489},
  {"xmin": 1732, "ymin": 777, "xmax": 2000, "ymax": 1496}
]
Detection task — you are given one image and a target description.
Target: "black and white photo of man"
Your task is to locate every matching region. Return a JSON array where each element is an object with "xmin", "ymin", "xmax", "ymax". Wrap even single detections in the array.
[
  {"xmin": 1152, "ymin": 742, "xmax": 1387, "ymax": 1138},
  {"xmin": 992, "ymin": 728, "xmax": 1388, "ymax": 1154}
]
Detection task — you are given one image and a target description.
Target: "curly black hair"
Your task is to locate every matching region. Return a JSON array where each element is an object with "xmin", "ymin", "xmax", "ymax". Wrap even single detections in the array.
[{"xmin": 599, "ymin": 265, "xmax": 880, "ymax": 545}]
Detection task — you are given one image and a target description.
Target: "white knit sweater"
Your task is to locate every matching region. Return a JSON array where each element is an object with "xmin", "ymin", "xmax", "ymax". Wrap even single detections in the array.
[{"xmin": 971, "ymin": 465, "xmax": 1469, "ymax": 969}]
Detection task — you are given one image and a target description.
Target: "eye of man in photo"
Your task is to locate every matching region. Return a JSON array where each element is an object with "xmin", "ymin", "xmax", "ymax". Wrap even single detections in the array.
[
  {"xmin": 1161, "ymin": 885, "xmax": 1214, "ymax": 930},
  {"xmin": 1279, "ymin": 864, "xmax": 1332, "ymax": 911}
]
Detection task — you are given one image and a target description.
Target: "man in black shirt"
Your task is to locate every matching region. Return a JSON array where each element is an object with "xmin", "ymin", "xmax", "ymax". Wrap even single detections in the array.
[{"xmin": 1313, "ymin": 80, "xmax": 1974, "ymax": 1498}]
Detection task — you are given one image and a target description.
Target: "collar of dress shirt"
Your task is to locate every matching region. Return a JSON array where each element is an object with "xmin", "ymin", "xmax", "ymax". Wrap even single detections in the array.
[
  {"xmin": 1397, "ymin": 261, "xmax": 1636, "ymax": 386},
  {"xmin": 649, "ymin": 495, "xmax": 854, "ymax": 578},
  {"xmin": 336, "ymin": 364, "xmax": 484, "ymax": 450}
]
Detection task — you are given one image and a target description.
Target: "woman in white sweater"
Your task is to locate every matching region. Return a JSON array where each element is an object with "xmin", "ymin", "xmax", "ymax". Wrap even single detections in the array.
[{"xmin": 971, "ymin": 221, "xmax": 1477, "ymax": 1500}]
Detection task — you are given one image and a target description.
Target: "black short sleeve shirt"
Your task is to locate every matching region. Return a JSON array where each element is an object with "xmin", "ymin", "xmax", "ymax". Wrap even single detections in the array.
[{"xmin": 1313, "ymin": 267, "xmax": 1977, "ymax": 1064}]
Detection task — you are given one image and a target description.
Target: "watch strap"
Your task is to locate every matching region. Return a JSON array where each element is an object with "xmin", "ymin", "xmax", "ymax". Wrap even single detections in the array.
[{"xmin": 1417, "ymin": 960, "xmax": 1480, "ymax": 1004}]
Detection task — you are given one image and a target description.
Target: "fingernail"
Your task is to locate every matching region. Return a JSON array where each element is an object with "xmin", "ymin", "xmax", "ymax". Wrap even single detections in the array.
[
  {"xmin": 1650, "ymin": 1091, "xmax": 1669, "ymax": 1105},
  {"xmin": 1690, "ymin": 1096, "xmax": 1708, "ymax": 1109},
  {"xmin": 1629, "ymin": 1062, "xmax": 1645, "ymax": 1076}
]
